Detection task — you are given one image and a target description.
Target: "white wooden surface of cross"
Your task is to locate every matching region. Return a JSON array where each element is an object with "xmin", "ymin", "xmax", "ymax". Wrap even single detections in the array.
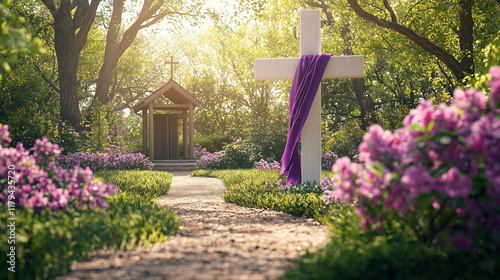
[{"xmin": 254, "ymin": 9, "xmax": 364, "ymax": 183}]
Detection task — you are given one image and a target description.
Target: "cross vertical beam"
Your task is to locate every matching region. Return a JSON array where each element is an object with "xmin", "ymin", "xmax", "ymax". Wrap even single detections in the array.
[{"xmin": 300, "ymin": 10, "xmax": 322, "ymax": 183}]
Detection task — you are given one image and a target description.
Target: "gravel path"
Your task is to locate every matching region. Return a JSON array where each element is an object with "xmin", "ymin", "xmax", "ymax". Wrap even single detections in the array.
[{"xmin": 59, "ymin": 172, "xmax": 329, "ymax": 280}]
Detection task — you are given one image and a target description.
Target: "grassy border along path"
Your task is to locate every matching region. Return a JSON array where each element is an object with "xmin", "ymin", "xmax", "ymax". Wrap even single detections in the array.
[{"xmin": 191, "ymin": 169, "xmax": 334, "ymax": 218}]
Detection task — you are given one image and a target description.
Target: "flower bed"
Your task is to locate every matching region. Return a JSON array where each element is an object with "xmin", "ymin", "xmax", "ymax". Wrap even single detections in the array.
[
  {"xmin": 0, "ymin": 125, "xmax": 117, "ymax": 213},
  {"xmin": 323, "ymin": 66, "xmax": 500, "ymax": 251},
  {"xmin": 57, "ymin": 150, "xmax": 153, "ymax": 172},
  {"xmin": 0, "ymin": 128, "xmax": 179, "ymax": 279}
]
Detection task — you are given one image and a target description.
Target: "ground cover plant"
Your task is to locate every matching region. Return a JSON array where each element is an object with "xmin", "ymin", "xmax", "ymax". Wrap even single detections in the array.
[
  {"xmin": 192, "ymin": 169, "xmax": 335, "ymax": 218},
  {"xmin": 0, "ymin": 128, "xmax": 179, "ymax": 280}
]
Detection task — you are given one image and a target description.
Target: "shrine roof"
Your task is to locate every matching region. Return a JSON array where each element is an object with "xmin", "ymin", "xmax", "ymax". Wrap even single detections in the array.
[{"xmin": 132, "ymin": 79, "xmax": 201, "ymax": 112}]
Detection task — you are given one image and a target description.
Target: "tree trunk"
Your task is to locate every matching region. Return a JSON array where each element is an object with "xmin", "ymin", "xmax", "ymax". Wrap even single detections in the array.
[
  {"xmin": 352, "ymin": 78, "xmax": 376, "ymax": 130},
  {"xmin": 52, "ymin": 4, "xmax": 83, "ymax": 130},
  {"xmin": 341, "ymin": 26, "xmax": 376, "ymax": 130},
  {"xmin": 41, "ymin": 0, "xmax": 101, "ymax": 131},
  {"xmin": 57, "ymin": 47, "xmax": 83, "ymax": 129},
  {"xmin": 94, "ymin": 0, "xmax": 124, "ymax": 106},
  {"xmin": 94, "ymin": 0, "xmax": 167, "ymax": 106},
  {"xmin": 458, "ymin": 0, "xmax": 475, "ymax": 75}
]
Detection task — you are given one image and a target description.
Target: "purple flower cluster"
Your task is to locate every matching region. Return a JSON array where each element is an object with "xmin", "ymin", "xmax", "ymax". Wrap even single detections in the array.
[
  {"xmin": 194, "ymin": 144, "xmax": 226, "ymax": 170},
  {"xmin": 57, "ymin": 151, "xmax": 153, "ymax": 172},
  {"xmin": 489, "ymin": 66, "xmax": 500, "ymax": 110},
  {"xmin": 254, "ymin": 152, "xmax": 338, "ymax": 171},
  {"xmin": 254, "ymin": 159, "xmax": 282, "ymax": 170},
  {"xmin": 321, "ymin": 151, "xmax": 338, "ymax": 170},
  {"xmin": 270, "ymin": 176, "xmax": 333, "ymax": 195},
  {"xmin": 0, "ymin": 125, "xmax": 118, "ymax": 212},
  {"xmin": 324, "ymin": 66, "xmax": 500, "ymax": 251}
]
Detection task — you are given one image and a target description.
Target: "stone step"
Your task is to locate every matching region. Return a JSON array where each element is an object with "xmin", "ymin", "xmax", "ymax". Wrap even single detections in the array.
[
  {"xmin": 152, "ymin": 159, "xmax": 198, "ymax": 172},
  {"xmin": 153, "ymin": 159, "xmax": 197, "ymax": 164}
]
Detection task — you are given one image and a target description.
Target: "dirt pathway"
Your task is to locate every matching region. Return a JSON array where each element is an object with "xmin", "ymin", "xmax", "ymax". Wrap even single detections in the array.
[{"xmin": 59, "ymin": 172, "xmax": 329, "ymax": 280}]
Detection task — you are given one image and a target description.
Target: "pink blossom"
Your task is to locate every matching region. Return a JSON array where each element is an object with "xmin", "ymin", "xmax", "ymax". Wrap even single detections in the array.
[
  {"xmin": 488, "ymin": 66, "xmax": 500, "ymax": 109},
  {"xmin": 322, "ymin": 67, "xmax": 500, "ymax": 251}
]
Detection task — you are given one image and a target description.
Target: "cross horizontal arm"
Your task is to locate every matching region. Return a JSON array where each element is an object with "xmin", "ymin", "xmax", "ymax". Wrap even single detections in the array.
[{"xmin": 254, "ymin": 55, "xmax": 364, "ymax": 80}]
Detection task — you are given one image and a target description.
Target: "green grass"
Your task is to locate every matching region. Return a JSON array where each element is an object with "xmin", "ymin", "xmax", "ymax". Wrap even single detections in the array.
[
  {"xmin": 1, "ymin": 170, "xmax": 180, "ymax": 280},
  {"xmin": 192, "ymin": 169, "xmax": 334, "ymax": 218},
  {"xmin": 280, "ymin": 216, "xmax": 500, "ymax": 280},
  {"xmin": 97, "ymin": 170, "xmax": 173, "ymax": 201}
]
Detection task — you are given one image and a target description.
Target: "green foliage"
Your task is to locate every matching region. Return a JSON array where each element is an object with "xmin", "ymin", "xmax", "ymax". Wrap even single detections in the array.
[
  {"xmin": 96, "ymin": 170, "xmax": 172, "ymax": 201},
  {"xmin": 378, "ymin": 105, "xmax": 411, "ymax": 131},
  {"xmin": 249, "ymin": 114, "xmax": 288, "ymax": 161},
  {"xmin": 119, "ymin": 112, "xmax": 143, "ymax": 153},
  {"xmin": 193, "ymin": 135, "xmax": 232, "ymax": 153},
  {"xmin": 324, "ymin": 120, "xmax": 365, "ymax": 160},
  {"xmin": 282, "ymin": 212, "xmax": 500, "ymax": 280},
  {"xmin": 220, "ymin": 140, "xmax": 256, "ymax": 169},
  {"xmin": 81, "ymin": 104, "xmax": 138, "ymax": 153},
  {"xmin": 468, "ymin": 33, "xmax": 500, "ymax": 91},
  {"xmin": 4, "ymin": 103, "xmax": 57, "ymax": 147},
  {"xmin": 184, "ymin": 69, "xmax": 248, "ymax": 138},
  {"xmin": 192, "ymin": 169, "xmax": 334, "ymax": 218},
  {"xmin": 0, "ymin": 55, "xmax": 82, "ymax": 151},
  {"xmin": 0, "ymin": 170, "xmax": 179, "ymax": 280},
  {"xmin": 85, "ymin": 104, "xmax": 112, "ymax": 153},
  {"xmin": 0, "ymin": 0, "xmax": 43, "ymax": 78}
]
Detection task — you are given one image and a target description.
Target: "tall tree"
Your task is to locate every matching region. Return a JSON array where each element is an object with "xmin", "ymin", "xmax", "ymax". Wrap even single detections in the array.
[
  {"xmin": 345, "ymin": 0, "xmax": 499, "ymax": 83},
  {"xmin": 40, "ymin": 0, "xmax": 100, "ymax": 130},
  {"xmin": 94, "ymin": 0, "xmax": 200, "ymax": 106}
]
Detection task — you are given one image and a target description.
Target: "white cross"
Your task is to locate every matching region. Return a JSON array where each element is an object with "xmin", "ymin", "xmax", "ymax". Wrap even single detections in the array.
[{"xmin": 254, "ymin": 9, "xmax": 364, "ymax": 183}]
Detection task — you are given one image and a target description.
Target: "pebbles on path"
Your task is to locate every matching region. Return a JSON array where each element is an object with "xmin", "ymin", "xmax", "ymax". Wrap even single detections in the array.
[{"xmin": 59, "ymin": 173, "xmax": 329, "ymax": 280}]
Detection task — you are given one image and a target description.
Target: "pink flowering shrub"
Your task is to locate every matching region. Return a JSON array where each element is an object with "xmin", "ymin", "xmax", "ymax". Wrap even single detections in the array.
[
  {"xmin": 0, "ymin": 125, "xmax": 118, "ymax": 212},
  {"xmin": 254, "ymin": 158, "xmax": 282, "ymax": 170},
  {"xmin": 271, "ymin": 176, "xmax": 333, "ymax": 195},
  {"xmin": 194, "ymin": 144, "xmax": 227, "ymax": 169},
  {"xmin": 57, "ymin": 151, "xmax": 153, "ymax": 172},
  {"xmin": 323, "ymin": 66, "xmax": 500, "ymax": 251},
  {"xmin": 321, "ymin": 151, "xmax": 338, "ymax": 170}
]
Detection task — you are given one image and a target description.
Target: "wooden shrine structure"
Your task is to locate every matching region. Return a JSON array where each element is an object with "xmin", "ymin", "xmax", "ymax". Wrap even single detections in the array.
[{"xmin": 132, "ymin": 71, "xmax": 201, "ymax": 160}]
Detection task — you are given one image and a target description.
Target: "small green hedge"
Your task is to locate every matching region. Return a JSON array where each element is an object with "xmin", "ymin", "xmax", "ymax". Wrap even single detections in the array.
[
  {"xmin": 0, "ymin": 170, "xmax": 180, "ymax": 280},
  {"xmin": 281, "ymin": 212, "xmax": 500, "ymax": 280},
  {"xmin": 192, "ymin": 169, "xmax": 333, "ymax": 218},
  {"xmin": 96, "ymin": 170, "xmax": 173, "ymax": 201},
  {"xmin": 180, "ymin": 135, "xmax": 232, "ymax": 154}
]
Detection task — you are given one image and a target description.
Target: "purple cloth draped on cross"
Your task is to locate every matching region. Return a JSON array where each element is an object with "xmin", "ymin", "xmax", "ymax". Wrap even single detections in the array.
[{"xmin": 280, "ymin": 53, "xmax": 332, "ymax": 186}]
